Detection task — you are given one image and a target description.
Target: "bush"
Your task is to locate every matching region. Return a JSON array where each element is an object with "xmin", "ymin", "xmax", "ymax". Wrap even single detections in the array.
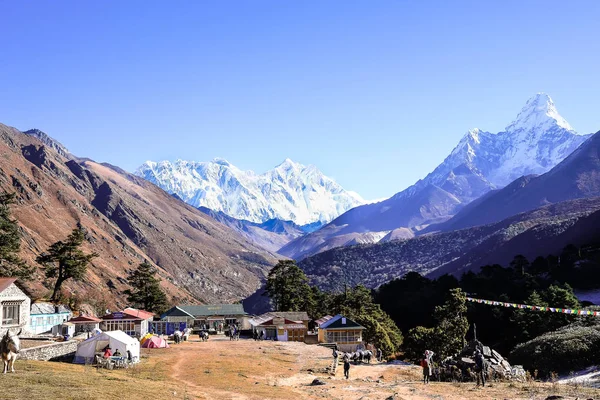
[{"xmin": 510, "ymin": 324, "xmax": 600, "ymax": 377}]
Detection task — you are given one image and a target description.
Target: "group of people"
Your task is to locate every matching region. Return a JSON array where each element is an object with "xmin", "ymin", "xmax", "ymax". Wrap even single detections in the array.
[
  {"xmin": 420, "ymin": 349, "xmax": 487, "ymax": 386},
  {"xmin": 102, "ymin": 345, "xmax": 132, "ymax": 361}
]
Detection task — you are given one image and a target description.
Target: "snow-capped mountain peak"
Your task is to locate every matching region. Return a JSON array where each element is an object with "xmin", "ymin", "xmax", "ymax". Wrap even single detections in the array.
[
  {"xmin": 135, "ymin": 158, "xmax": 365, "ymax": 225},
  {"xmin": 505, "ymin": 92, "xmax": 574, "ymax": 133}
]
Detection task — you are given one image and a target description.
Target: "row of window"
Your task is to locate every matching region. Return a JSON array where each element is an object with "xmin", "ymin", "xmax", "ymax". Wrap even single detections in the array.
[
  {"xmin": 326, "ymin": 330, "xmax": 362, "ymax": 344},
  {"xmin": 30, "ymin": 315, "xmax": 68, "ymax": 327},
  {"xmin": 102, "ymin": 321, "xmax": 137, "ymax": 335}
]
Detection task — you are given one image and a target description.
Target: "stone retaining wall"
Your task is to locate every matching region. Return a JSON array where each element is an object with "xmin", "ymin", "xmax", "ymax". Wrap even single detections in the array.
[{"xmin": 19, "ymin": 340, "xmax": 78, "ymax": 361}]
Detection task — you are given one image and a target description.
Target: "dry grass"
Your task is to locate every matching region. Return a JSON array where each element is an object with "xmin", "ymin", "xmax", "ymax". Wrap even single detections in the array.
[{"xmin": 4, "ymin": 337, "xmax": 600, "ymax": 400}]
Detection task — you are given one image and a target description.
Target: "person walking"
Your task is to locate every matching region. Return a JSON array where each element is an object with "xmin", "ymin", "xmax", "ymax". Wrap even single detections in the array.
[
  {"xmin": 343, "ymin": 356, "xmax": 351, "ymax": 380},
  {"xmin": 421, "ymin": 350, "xmax": 433, "ymax": 384},
  {"xmin": 474, "ymin": 349, "xmax": 486, "ymax": 387},
  {"xmin": 376, "ymin": 348, "xmax": 383, "ymax": 362}
]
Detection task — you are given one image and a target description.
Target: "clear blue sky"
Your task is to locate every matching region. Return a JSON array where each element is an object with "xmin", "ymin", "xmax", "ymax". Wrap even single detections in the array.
[{"xmin": 1, "ymin": 1, "xmax": 599, "ymax": 200}]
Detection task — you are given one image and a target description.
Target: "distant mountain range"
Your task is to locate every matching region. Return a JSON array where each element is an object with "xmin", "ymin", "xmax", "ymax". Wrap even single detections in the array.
[
  {"xmin": 135, "ymin": 158, "xmax": 365, "ymax": 226},
  {"xmin": 300, "ymin": 197, "xmax": 600, "ymax": 291},
  {"xmin": 281, "ymin": 93, "xmax": 591, "ymax": 260},
  {"xmin": 300, "ymin": 128, "xmax": 600, "ymax": 289},
  {"xmin": 196, "ymin": 206, "xmax": 307, "ymax": 253}
]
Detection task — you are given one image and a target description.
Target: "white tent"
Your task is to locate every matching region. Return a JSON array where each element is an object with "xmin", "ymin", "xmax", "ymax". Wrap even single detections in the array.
[{"xmin": 73, "ymin": 330, "xmax": 140, "ymax": 364}]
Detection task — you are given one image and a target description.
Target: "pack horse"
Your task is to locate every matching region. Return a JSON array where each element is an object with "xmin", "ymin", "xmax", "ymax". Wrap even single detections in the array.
[{"xmin": 1, "ymin": 329, "xmax": 22, "ymax": 374}]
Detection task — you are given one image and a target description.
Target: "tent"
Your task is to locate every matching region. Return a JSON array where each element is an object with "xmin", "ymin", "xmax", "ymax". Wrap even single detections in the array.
[
  {"xmin": 141, "ymin": 335, "xmax": 169, "ymax": 349},
  {"xmin": 140, "ymin": 332, "xmax": 153, "ymax": 346},
  {"xmin": 73, "ymin": 330, "xmax": 140, "ymax": 364}
]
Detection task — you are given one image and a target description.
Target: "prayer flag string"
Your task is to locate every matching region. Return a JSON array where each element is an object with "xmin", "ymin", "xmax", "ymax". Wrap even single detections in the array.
[{"xmin": 465, "ymin": 296, "xmax": 598, "ymax": 317}]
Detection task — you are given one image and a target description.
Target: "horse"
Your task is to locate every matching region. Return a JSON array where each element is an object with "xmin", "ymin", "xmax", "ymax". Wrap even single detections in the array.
[
  {"xmin": 199, "ymin": 331, "xmax": 209, "ymax": 342},
  {"xmin": 1, "ymin": 329, "xmax": 21, "ymax": 374},
  {"xmin": 228, "ymin": 326, "xmax": 240, "ymax": 341},
  {"xmin": 173, "ymin": 330, "xmax": 182, "ymax": 344},
  {"xmin": 182, "ymin": 328, "xmax": 192, "ymax": 342},
  {"xmin": 362, "ymin": 350, "xmax": 373, "ymax": 364}
]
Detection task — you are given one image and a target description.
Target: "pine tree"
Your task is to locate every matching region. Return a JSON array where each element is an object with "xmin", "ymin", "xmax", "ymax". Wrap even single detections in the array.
[
  {"xmin": 404, "ymin": 288, "xmax": 468, "ymax": 361},
  {"xmin": 124, "ymin": 261, "xmax": 168, "ymax": 314},
  {"xmin": 37, "ymin": 227, "xmax": 98, "ymax": 302},
  {"xmin": 0, "ymin": 192, "xmax": 34, "ymax": 280},
  {"xmin": 264, "ymin": 260, "xmax": 313, "ymax": 312}
]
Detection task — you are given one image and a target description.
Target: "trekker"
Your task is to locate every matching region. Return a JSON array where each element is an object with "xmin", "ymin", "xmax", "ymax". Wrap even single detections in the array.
[
  {"xmin": 103, "ymin": 346, "xmax": 112, "ymax": 358},
  {"xmin": 376, "ymin": 348, "xmax": 383, "ymax": 362},
  {"xmin": 474, "ymin": 349, "xmax": 486, "ymax": 387},
  {"xmin": 421, "ymin": 350, "xmax": 433, "ymax": 384},
  {"xmin": 343, "ymin": 357, "xmax": 351, "ymax": 379},
  {"xmin": 113, "ymin": 349, "xmax": 122, "ymax": 357}
]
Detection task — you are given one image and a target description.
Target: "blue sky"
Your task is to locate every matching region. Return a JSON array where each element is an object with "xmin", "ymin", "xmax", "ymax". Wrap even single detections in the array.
[{"xmin": 1, "ymin": 1, "xmax": 599, "ymax": 200}]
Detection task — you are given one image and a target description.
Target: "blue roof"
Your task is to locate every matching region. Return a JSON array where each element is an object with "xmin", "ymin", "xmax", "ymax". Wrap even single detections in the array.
[{"xmin": 319, "ymin": 314, "xmax": 364, "ymax": 330}]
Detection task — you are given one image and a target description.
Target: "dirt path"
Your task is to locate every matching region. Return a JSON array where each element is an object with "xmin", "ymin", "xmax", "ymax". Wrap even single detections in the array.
[{"xmin": 151, "ymin": 336, "xmax": 597, "ymax": 400}]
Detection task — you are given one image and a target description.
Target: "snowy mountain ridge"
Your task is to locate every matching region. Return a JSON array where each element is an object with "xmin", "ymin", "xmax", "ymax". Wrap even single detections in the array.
[
  {"xmin": 401, "ymin": 93, "xmax": 590, "ymax": 201},
  {"xmin": 135, "ymin": 158, "xmax": 365, "ymax": 225}
]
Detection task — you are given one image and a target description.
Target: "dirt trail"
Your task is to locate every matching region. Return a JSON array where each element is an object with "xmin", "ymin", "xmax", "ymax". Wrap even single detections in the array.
[{"xmin": 154, "ymin": 336, "xmax": 595, "ymax": 400}]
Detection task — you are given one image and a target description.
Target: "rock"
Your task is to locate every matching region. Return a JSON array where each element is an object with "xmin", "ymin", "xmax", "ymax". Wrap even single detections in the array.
[
  {"xmin": 482, "ymin": 346, "xmax": 491, "ymax": 357},
  {"xmin": 492, "ymin": 350, "xmax": 503, "ymax": 362},
  {"xmin": 310, "ymin": 379, "xmax": 326, "ymax": 386},
  {"xmin": 544, "ymin": 396, "xmax": 564, "ymax": 400}
]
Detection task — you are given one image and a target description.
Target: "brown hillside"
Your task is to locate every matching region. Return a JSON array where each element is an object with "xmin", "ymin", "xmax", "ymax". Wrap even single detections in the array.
[{"xmin": 0, "ymin": 123, "xmax": 277, "ymax": 309}]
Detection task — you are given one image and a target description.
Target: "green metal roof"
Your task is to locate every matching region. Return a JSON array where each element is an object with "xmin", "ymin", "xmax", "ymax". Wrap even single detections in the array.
[{"xmin": 178, "ymin": 304, "xmax": 247, "ymax": 317}]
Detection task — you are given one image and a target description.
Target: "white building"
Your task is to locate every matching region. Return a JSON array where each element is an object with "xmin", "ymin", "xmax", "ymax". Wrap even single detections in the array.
[{"xmin": 0, "ymin": 278, "xmax": 31, "ymax": 336}]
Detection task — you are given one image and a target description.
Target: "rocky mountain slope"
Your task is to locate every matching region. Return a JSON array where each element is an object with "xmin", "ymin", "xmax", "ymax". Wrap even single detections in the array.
[
  {"xmin": 299, "ymin": 197, "xmax": 600, "ymax": 291},
  {"xmin": 282, "ymin": 94, "xmax": 590, "ymax": 260},
  {"xmin": 0, "ymin": 123, "xmax": 277, "ymax": 308},
  {"xmin": 135, "ymin": 158, "xmax": 365, "ymax": 226}
]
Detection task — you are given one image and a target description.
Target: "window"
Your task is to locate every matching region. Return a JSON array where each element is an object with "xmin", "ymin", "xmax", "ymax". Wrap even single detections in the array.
[{"xmin": 2, "ymin": 302, "xmax": 21, "ymax": 326}]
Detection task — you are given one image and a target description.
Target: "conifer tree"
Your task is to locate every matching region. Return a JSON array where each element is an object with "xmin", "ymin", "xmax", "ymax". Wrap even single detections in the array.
[
  {"xmin": 124, "ymin": 261, "xmax": 168, "ymax": 314},
  {"xmin": 37, "ymin": 227, "xmax": 98, "ymax": 301},
  {"xmin": 264, "ymin": 260, "xmax": 313, "ymax": 312},
  {"xmin": 0, "ymin": 192, "xmax": 34, "ymax": 280}
]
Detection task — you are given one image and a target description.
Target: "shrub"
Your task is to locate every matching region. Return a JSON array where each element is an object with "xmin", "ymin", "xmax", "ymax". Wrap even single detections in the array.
[{"xmin": 510, "ymin": 324, "xmax": 600, "ymax": 377}]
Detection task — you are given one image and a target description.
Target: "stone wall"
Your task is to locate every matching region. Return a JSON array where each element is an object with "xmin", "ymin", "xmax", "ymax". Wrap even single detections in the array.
[{"xmin": 18, "ymin": 340, "xmax": 78, "ymax": 361}]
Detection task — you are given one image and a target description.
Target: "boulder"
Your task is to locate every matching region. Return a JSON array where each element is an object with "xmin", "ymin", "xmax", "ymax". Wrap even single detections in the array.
[
  {"xmin": 482, "ymin": 346, "xmax": 491, "ymax": 357},
  {"xmin": 492, "ymin": 350, "xmax": 504, "ymax": 362}
]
